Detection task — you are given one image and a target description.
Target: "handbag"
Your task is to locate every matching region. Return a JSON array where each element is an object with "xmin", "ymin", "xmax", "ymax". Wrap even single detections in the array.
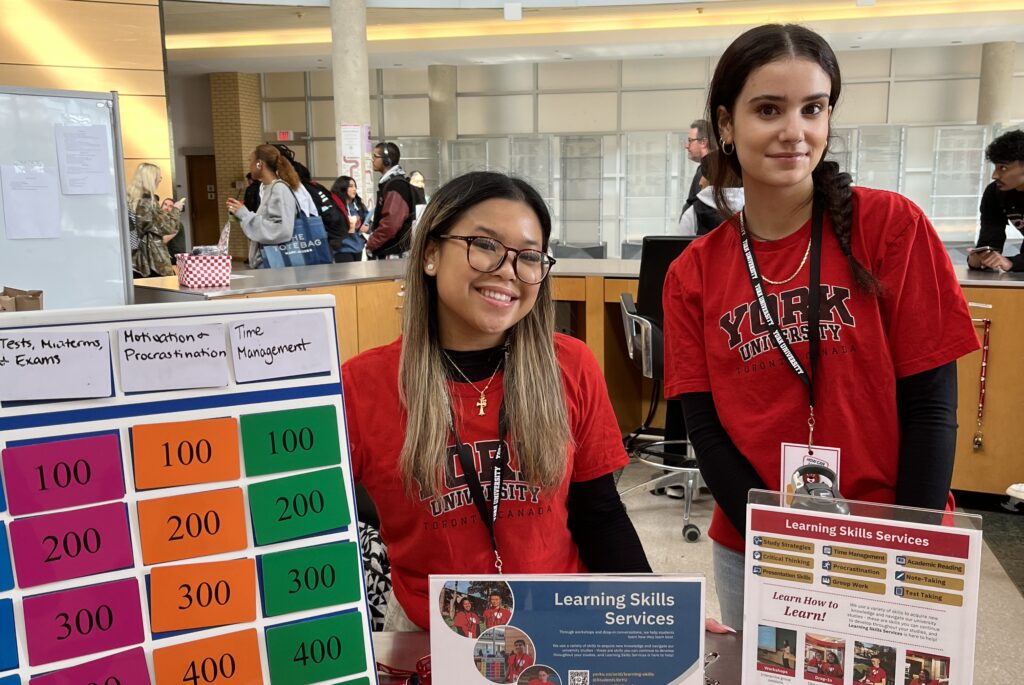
[{"xmin": 259, "ymin": 184, "xmax": 334, "ymax": 268}]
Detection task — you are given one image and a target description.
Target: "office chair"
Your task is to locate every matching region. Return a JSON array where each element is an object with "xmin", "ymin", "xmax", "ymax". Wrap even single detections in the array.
[{"xmin": 618, "ymin": 235, "xmax": 703, "ymax": 542}]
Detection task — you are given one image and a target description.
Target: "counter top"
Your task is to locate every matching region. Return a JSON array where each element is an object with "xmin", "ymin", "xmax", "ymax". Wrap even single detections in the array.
[{"xmin": 134, "ymin": 256, "xmax": 1024, "ymax": 300}]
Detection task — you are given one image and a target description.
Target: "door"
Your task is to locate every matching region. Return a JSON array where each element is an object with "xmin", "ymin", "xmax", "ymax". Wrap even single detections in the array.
[{"xmin": 186, "ymin": 155, "xmax": 220, "ymax": 246}]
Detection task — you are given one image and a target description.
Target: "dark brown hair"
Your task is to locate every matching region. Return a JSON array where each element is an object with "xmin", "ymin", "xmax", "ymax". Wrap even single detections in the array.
[{"xmin": 707, "ymin": 24, "xmax": 879, "ymax": 293}]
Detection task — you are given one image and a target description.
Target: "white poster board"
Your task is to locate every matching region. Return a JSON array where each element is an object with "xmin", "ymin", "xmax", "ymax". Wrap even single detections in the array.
[
  {"xmin": 742, "ymin": 496, "xmax": 981, "ymax": 685},
  {"xmin": 0, "ymin": 296, "xmax": 376, "ymax": 684}
]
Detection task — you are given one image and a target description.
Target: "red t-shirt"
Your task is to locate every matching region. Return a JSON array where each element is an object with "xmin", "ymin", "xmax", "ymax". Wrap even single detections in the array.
[
  {"xmin": 343, "ymin": 334, "xmax": 628, "ymax": 629},
  {"xmin": 664, "ymin": 187, "xmax": 979, "ymax": 552},
  {"xmin": 864, "ymin": 665, "xmax": 887, "ymax": 683},
  {"xmin": 821, "ymin": 662, "xmax": 843, "ymax": 676},
  {"xmin": 528, "ymin": 679, "xmax": 549, "ymax": 685},
  {"xmin": 484, "ymin": 606, "xmax": 511, "ymax": 627},
  {"xmin": 453, "ymin": 609, "xmax": 480, "ymax": 637},
  {"xmin": 507, "ymin": 653, "xmax": 534, "ymax": 681}
]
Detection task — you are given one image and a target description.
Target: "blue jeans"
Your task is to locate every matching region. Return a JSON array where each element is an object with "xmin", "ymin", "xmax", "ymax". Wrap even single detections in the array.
[{"xmin": 713, "ymin": 542, "xmax": 746, "ymax": 630}]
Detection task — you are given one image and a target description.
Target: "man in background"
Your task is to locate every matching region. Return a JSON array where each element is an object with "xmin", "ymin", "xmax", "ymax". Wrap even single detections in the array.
[
  {"xmin": 968, "ymin": 129, "xmax": 1024, "ymax": 272},
  {"xmin": 680, "ymin": 119, "xmax": 715, "ymax": 218},
  {"xmin": 367, "ymin": 141, "xmax": 417, "ymax": 259}
]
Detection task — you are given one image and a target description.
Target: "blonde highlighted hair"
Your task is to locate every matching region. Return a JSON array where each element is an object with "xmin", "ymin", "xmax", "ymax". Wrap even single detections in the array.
[
  {"xmin": 126, "ymin": 162, "xmax": 161, "ymax": 212},
  {"xmin": 399, "ymin": 171, "xmax": 571, "ymax": 498}
]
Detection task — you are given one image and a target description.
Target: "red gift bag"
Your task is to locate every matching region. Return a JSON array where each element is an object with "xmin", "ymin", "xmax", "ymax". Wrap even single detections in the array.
[{"xmin": 175, "ymin": 253, "xmax": 231, "ymax": 288}]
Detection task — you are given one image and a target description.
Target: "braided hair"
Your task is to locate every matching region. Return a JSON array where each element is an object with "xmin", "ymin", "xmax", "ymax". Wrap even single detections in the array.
[{"xmin": 707, "ymin": 24, "xmax": 881, "ymax": 294}]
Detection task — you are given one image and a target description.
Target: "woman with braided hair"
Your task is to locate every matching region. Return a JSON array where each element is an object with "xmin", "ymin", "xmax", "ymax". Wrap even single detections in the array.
[{"xmin": 662, "ymin": 24, "xmax": 979, "ymax": 628}]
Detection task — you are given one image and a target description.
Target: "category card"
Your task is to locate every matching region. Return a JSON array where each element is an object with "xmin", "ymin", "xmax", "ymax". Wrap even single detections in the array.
[
  {"xmin": 0, "ymin": 523, "xmax": 12, "ymax": 591},
  {"xmin": 137, "ymin": 488, "xmax": 248, "ymax": 565},
  {"xmin": 117, "ymin": 323, "xmax": 230, "ymax": 393},
  {"xmin": 265, "ymin": 611, "xmax": 367, "ymax": 684},
  {"xmin": 228, "ymin": 312, "xmax": 333, "ymax": 383},
  {"xmin": 9, "ymin": 502, "xmax": 133, "ymax": 588},
  {"xmin": 2, "ymin": 434, "xmax": 125, "ymax": 516},
  {"xmin": 248, "ymin": 467, "xmax": 350, "ymax": 545},
  {"xmin": 0, "ymin": 598, "xmax": 17, "ymax": 671},
  {"xmin": 260, "ymin": 542, "xmax": 361, "ymax": 617},
  {"xmin": 131, "ymin": 417, "xmax": 240, "ymax": 490},
  {"xmin": 29, "ymin": 647, "xmax": 150, "ymax": 685},
  {"xmin": 240, "ymin": 405, "xmax": 341, "ymax": 476},
  {"xmin": 152, "ymin": 628, "xmax": 262, "ymax": 685},
  {"xmin": 22, "ymin": 578, "xmax": 144, "ymax": 666},
  {"xmin": 0, "ymin": 331, "xmax": 112, "ymax": 401},
  {"xmin": 150, "ymin": 558, "xmax": 257, "ymax": 633}
]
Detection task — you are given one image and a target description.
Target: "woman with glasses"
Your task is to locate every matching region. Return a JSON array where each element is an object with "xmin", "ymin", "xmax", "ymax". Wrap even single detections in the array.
[{"xmin": 342, "ymin": 171, "xmax": 650, "ymax": 631}]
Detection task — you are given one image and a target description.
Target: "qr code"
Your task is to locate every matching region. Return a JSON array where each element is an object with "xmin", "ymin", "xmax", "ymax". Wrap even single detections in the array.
[{"xmin": 568, "ymin": 671, "xmax": 590, "ymax": 685}]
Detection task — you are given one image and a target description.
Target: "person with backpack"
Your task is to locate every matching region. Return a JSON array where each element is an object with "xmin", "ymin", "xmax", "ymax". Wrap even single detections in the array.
[
  {"xmin": 290, "ymin": 157, "xmax": 348, "ymax": 258},
  {"xmin": 367, "ymin": 142, "xmax": 418, "ymax": 259},
  {"xmin": 676, "ymin": 152, "xmax": 745, "ymax": 236},
  {"xmin": 225, "ymin": 144, "xmax": 299, "ymax": 268}
]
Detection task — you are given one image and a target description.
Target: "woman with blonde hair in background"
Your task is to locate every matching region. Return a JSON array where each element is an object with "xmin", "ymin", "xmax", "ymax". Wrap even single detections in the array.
[
  {"xmin": 127, "ymin": 163, "xmax": 183, "ymax": 276},
  {"xmin": 225, "ymin": 144, "xmax": 302, "ymax": 267},
  {"xmin": 342, "ymin": 171, "xmax": 650, "ymax": 631}
]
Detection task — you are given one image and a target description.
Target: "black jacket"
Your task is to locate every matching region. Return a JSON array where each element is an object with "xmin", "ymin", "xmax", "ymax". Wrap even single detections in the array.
[
  {"xmin": 369, "ymin": 173, "xmax": 418, "ymax": 259},
  {"xmin": 302, "ymin": 180, "xmax": 347, "ymax": 254},
  {"xmin": 976, "ymin": 182, "xmax": 1024, "ymax": 271}
]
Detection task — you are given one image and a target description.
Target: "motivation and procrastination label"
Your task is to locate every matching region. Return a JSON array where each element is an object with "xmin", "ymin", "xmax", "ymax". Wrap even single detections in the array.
[
  {"xmin": 0, "ymin": 331, "xmax": 112, "ymax": 401},
  {"xmin": 2, "ymin": 434, "xmax": 125, "ymax": 516},
  {"xmin": 228, "ymin": 312, "xmax": 333, "ymax": 383},
  {"xmin": 9, "ymin": 502, "xmax": 134, "ymax": 587},
  {"xmin": 22, "ymin": 577, "xmax": 144, "ymax": 665},
  {"xmin": 117, "ymin": 324, "xmax": 229, "ymax": 392},
  {"xmin": 742, "ymin": 503, "xmax": 982, "ymax": 685}
]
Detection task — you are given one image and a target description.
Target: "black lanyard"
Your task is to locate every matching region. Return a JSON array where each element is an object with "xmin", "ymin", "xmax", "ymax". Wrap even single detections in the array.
[
  {"xmin": 449, "ymin": 394, "xmax": 509, "ymax": 573},
  {"xmin": 739, "ymin": 195, "xmax": 824, "ymax": 448}
]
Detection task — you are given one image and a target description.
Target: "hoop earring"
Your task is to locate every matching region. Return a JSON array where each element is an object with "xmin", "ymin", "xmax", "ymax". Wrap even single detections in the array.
[{"xmin": 721, "ymin": 140, "xmax": 735, "ymax": 156}]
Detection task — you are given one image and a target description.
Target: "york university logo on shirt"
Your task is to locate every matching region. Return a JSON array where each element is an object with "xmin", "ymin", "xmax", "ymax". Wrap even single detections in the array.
[
  {"xmin": 719, "ymin": 284, "xmax": 857, "ymax": 364},
  {"xmin": 419, "ymin": 439, "xmax": 545, "ymax": 520}
]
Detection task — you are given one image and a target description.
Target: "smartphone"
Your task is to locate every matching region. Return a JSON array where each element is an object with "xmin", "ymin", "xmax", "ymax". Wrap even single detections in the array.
[{"xmin": 969, "ymin": 246, "xmax": 994, "ymax": 254}]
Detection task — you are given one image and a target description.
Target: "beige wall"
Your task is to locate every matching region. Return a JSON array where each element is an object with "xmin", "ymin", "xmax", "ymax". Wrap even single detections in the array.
[{"xmin": 0, "ymin": 0, "xmax": 172, "ymax": 198}]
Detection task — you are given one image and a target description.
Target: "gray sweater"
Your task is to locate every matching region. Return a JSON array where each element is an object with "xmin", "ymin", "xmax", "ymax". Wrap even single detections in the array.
[{"xmin": 234, "ymin": 180, "xmax": 297, "ymax": 267}]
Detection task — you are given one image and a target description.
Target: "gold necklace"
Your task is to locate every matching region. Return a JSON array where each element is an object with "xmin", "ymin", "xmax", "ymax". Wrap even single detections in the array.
[
  {"xmin": 443, "ymin": 352, "xmax": 504, "ymax": 416},
  {"xmin": 740, "ymin": 211, "xmax": 812, "ymax": 286}
]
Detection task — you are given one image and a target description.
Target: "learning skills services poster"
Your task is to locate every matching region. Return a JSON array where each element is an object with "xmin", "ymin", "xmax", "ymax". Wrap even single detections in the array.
[
  {"xmin": 742, "ymin": 504, "xmax": 981, "ymax": 684},
  {"xmin": 429, "ymin": 575, "xmax": 704, "ymax": 685}
]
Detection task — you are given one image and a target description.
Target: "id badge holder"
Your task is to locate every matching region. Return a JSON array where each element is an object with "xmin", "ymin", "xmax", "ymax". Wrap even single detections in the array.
[{"xmin": 781, "ymin": 442, "xmax": 840, "ymax": 506}]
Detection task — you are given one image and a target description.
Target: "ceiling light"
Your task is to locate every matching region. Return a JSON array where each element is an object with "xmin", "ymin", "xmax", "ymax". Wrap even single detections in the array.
[
  {"xmin": 856, "ymin": 0, "xmax": 876, "ymax": 6},
  {"xmin": 504, "ymin": 3, "xmax": 523, "ymax": 21}
]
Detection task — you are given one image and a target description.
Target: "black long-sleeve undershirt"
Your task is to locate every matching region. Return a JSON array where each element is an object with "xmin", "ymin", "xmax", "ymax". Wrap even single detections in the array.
[
  {"xmin": 678, "ymin": 361, "xmax": 959, "ymax": 537},
  {"xmin": 445, "ymin": 345, "xmax": 651, "ymax": 572}
]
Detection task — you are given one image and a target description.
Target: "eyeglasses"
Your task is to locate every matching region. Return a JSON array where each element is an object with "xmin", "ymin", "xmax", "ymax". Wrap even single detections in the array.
[
  {"xmin": 436, "ymin": 235, "xmax": 556, "ymax": 284},
  {"xmin": 687, "ymin": 137, "xmax": 704, "ymax": 145}
]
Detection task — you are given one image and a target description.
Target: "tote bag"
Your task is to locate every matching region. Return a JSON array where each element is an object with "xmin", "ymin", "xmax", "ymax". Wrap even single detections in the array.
[{"xmin": 259, "ymin": 186, "xmax": 334, "ymax": 268}]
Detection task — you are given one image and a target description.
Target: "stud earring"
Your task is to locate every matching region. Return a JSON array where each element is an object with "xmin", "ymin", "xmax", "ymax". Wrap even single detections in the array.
[{"xmin": 426, "ymin": 263, "xmax": 434, "ymax": 271}]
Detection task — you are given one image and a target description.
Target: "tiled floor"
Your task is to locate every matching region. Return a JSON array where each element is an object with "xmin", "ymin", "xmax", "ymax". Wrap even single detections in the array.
[{"xmin": 618, "ymin": 462, "xmax": 1024, "ymax": 684}]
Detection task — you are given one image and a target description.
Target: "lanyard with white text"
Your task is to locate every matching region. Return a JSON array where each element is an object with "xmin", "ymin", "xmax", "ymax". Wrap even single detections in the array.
[
  {"xmin": 739, "ymin": 195, "xmax": 824, "ymax": 451},
  {"xmin": 449, "ymin": 396, "xmax": 509, "ymax": 573}
]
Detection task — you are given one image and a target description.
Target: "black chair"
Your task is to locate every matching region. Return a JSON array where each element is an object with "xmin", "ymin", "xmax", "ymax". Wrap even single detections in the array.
[{"xmin": 618, "ymin": 235, "xmax": 703, "ymax": 542}]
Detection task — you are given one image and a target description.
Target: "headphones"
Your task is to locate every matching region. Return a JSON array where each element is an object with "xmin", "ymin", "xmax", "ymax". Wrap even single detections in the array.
[
  {"xmin": 377, "ymin": 143, "xmax": 394, "ymax": 167},
  {"xmin": 790, "ymin": 464, "xmax": 850, "ymax": 515}
]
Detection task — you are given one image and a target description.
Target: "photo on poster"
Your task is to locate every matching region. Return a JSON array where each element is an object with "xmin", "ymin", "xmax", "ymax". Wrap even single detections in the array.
[
  {"xmin": 853, "ymin": 641, "xmax": 896, "ymax": 684},
  {"xmin": 439, "ymin": 579, "xmax": 515, "ymax": 638},
  {"xmin": 756, "ymin": 624, "xmax": 797, "ymax": 676},
  {"xmin": 804, "ymin": 633, "xmax": 846, "ymax": 684},
  {"xmin": 518, "ymin": 664, "xmax": 561, "ymax": 685},
  {"xmin": 904, "ymin": 650, "xmax": 950, "ymax": 685},
  {"xmin": 473, "ymin": 625, "xmax": 535, "ymax": 683}
]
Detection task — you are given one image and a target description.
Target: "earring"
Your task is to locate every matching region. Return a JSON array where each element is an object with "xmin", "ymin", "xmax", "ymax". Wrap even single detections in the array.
[
  {"xmin": 721, "ymin": 140, "xmax": 735, "ymax": 156},
  {"xmin": 426, "ymin": 263, "xmax": 434, "ymax": 271}
]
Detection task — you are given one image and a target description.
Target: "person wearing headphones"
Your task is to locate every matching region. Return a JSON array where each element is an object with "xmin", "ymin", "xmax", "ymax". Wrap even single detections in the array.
[{"xmin": 367, "ymin": 141, "xmax": 418, "ymax": 259}]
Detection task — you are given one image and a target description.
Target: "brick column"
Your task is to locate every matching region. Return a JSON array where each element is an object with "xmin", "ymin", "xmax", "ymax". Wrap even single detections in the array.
[{"xmin": 210, "ymin": 73, "xmax": 263, "ymax": 260}]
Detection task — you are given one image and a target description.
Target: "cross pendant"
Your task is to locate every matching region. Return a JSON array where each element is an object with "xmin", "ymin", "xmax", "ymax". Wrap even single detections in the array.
[{"xmin": 476, "ymin": 393, "xmax": 488, "ymax": 416}]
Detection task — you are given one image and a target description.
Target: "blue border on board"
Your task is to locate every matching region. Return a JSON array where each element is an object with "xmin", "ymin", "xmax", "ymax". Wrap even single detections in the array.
[{"xmin": 0, "ymin": 383, "xmax": 343, "ymax": 433}]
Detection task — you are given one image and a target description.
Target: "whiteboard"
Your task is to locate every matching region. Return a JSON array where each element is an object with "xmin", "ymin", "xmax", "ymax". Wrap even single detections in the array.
[{"xmin": 0, "ymin": 87, "xmax": 132, "ymax": 309}]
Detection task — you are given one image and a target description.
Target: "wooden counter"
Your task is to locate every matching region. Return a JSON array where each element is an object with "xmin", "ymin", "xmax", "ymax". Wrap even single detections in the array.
[{"xmin": 136, "ymin": 259, "xmax": 1024, "ymax": 495}]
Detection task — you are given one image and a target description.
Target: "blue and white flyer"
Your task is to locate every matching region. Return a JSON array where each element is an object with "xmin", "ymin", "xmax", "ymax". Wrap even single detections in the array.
[{"xmin": 429, "ymin": 574, "xmax": 705, "ymax": 685}]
